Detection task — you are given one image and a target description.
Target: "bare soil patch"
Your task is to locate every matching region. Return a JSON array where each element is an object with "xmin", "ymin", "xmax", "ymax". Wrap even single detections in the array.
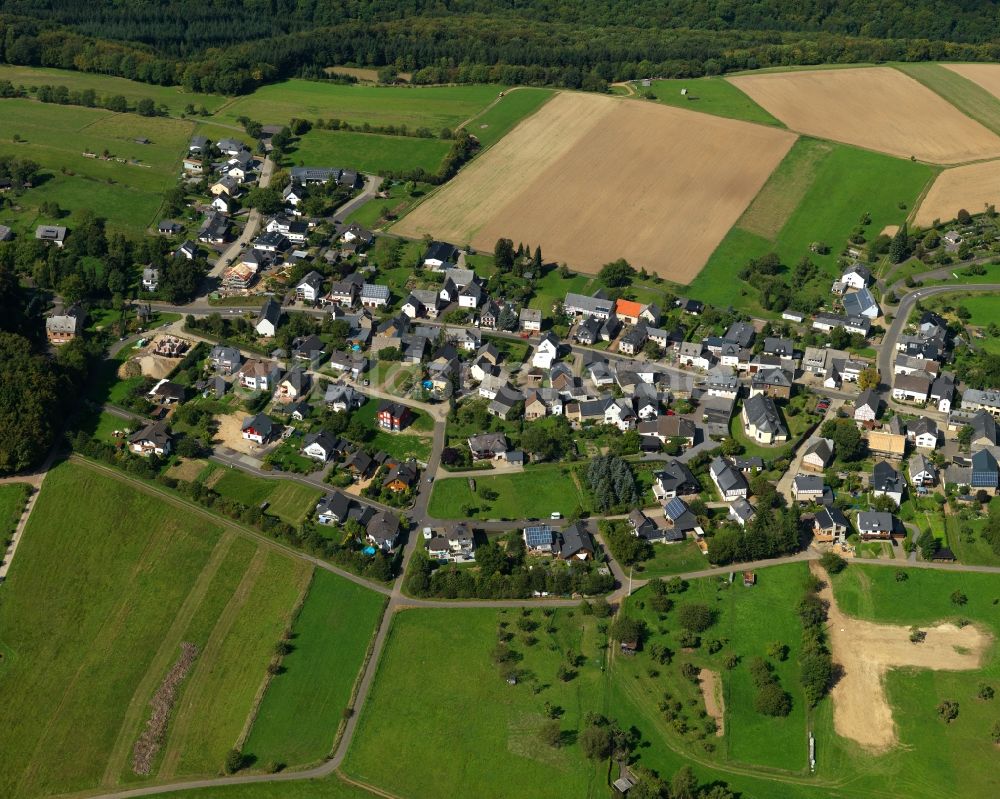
[
  {"xmin": 215, "ymin": 412, "xmax": 258, "ymax": 455},
  {"xmin": 699, "ymin": 668, "xmax": 725, "ymax": 736},
  {"xmin": 395, "ymin": 91, "xmax": 795, "ymax": 281},
  {"xmin": 729, "ymin": 67, "xmax": 1000, "ymax": 164},
  {"xmin": 814, "ymin": 563, "xmax": 992, "ymax": 752},
  {"xmin": 881, "ymin": 224, "xmax": 899, "ymax": 237},
  {"xmin": 165, "ymin": 458, "xmax": 209, "ymax": 482},
  {"xmin": 913, "ymin": 159, "xmax": 1000, "ymax": 226}
]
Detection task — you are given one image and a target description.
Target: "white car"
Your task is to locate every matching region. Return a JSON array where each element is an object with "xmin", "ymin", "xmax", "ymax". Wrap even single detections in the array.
[{"xmin": 550, "ymin": 512, "xmax": 562, "ymax": 520}]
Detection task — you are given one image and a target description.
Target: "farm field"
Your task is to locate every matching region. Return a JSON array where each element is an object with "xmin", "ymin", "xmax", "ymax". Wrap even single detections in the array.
[
  {"xmin": 428, "ymin": 464, "xmax": 586, "ymax": 519},
  {"xmin": 211, "ymin": 469, "xmax": 322, "ymax": 526},
  {"xmin": 893, "ymin": 63, "xmax": 1000, "ymax": 137},
  {"xmin": 0, "ymin": 64, "xmax": 226, "ymax": 115},
  {"xmin": 0, "ymin": 99, "xmax": 192, "ymax": 234},
  {"xmin": 215, "ymin": 81, "xmax": 504, "ymax": 130},
  {"xmin": 728, "ymin": 67, "xmax": 1000, "ymax": 164},
  {"xmin": 913, "ymin": 158, "xmax": 1000, "ymax": 226},
  {"xmin": 243, "ymin": 570, "xmax": 386, "ymax": 769},
  {"xmin": 156, "ymin": 777, "xmax": 378, "ymax": 799},
  {"xmin": 287, "ymin": 129, "xmax": 451, "ymax": 175},
  {"xmin": 643, "ymin": 77, "xmax": 783, "ymax": 126},
  {"xmin": 0, "ymin": 461, "xmax": 305, "ymax": 797},
  {"xmin": 461, "ymin": 87, "xmax": 555, "ymax": 148},
  {"xmin": 0, "ymin": 482, "xmax": 29, "ymax": 542},
  {"xmin": 343, "ymin": 608, "xmax": 609, "ymax": 799},
  {"xmin": 943, "ymin": 62, "xmax": 1000, "ymax": 102},
  {"xmin": 690, "ymin": 140, "xmax": 933, "ymax": 311},
  {"xmin": 395, "ymin": 92, "xmax": 795, "ymax": 280}
]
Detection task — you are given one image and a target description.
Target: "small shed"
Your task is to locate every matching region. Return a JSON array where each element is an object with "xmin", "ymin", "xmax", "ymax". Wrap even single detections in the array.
[
  {"xmin": 620, "ymin": 640, "xmax": 639, "ymax": 656},
  {"xmin": 743, "ymin": 570, "xmax": 756, "ymax": 587},
  {"xmin": 931, "ymin": 547, "xmax": 957, "ymax": 562}
]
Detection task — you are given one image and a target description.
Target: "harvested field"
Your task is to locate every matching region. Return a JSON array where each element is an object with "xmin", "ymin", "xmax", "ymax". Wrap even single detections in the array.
[
  {"xmin": 913, "ymin": 159, "xmax": 1000, "ymax": 226},
  {"xmin": 729, "ymin": 67, "xmax": 1000, "ymax": 164},
  {"xmin": 699, "ymin": 669, "xmax": 724, "ymax": 737},
  {"xmin": 814, "ymin": 563, "xmax": 991, "ymax": 751},
  {"xmin": 395, "ymin": 92, "xmax": 795, "ymax": 280}
]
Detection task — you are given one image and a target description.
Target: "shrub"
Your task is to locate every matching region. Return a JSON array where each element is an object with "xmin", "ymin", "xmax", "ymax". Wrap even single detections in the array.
[
  {"xmin": 677, "ymin": 603, "xmax": 714, "ymax": 633},
  {"xmin": 223, "ymin": 748, "xmax": 244, "ymax": 774},
  {"xmin": 820, "ymin": 551, "xmax": 847, "ymax": 574},
  {"xmin": 951, "ymin": 590, "xmax": 968, "ymax": 606},
  {"xmin": 754, "ymin": 682, "xmax": 792, "ymax": 717},
  {"xmin": 937, "ymin": 700, "xmax": 960, "ymax": 723},
  {"xmin": 579, "ymin": 724, "xmax": 612, "ymax": 759},
  {"xmin": 978, "ymin": 683, "xmax": 995, "ymax": 701}
]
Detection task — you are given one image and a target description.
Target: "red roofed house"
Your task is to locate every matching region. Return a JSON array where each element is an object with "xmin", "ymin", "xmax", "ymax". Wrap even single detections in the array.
[{"xmin": 615, "ymin": 299, "xmax": 644, "ymax": 326}]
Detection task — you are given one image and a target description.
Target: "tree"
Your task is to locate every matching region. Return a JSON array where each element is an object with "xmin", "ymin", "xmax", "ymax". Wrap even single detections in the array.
[
  {"xmin": 957, "ymin": 208, "xmax": 972, "ymax": 224},
  {"xmin": 597, "ymin": 258, "xmax": 637, "ymax": 287},
  {"xmin": 889, "ymin": 223, "xmax": 910, "ymax": 263},
  {"xmin": 136, "ymin": 97, "xmax": 156, "ymax": 116},
  {"xmin": 951, "ymin": 589, "xmax": 968, "ymax": 606},
  {"xmin": 992, "ymin": 720, "xmax": 1000, "ymax": 744},
  {"xmin": 539, "ymin": 719, "xmax": 561, "ymax": 747},
  {"xmin": 0, "ymin": 333, "xmax": 64, "ymax": 475},
  {"xmin": 800, "ymin": 650, "xmax": 833, "ymax": 706},
  {"xmin": 916, "ymin": 530, "xmax": 939, "ymax": 559},
  {"xmin": 821, "ymin": 418, "xmax": 865, "ymax": 461},
  {"xmin": 754, "ymin": 681, "xmax": 792, "ymax": 717},
  {"xmin": 857, "ymin": 367, "xmax": 880, "ymax": 390},
  {"xmin": 677, "ymin": 603, "xmax": 714, "ymax": 633},
  {"xmin": 579, "ymin": 723, "xmax": 612, "ymax": 759},
  {"xmin": 670, "ymin": 766, "xmax": 699, "ymax": 799},
  {"xmin": 978, "ymin": 683, "xmax": 995, "ymax": 700},
  {"xmin": 937, "ymin": 699, "xmax": 960, "ymax": 723},
  {"xmin": 494, "ymin": 238, "xmax": 514, "ymax": 272},
  {"xmin": 608, "ymin": 616, "xmax": 645, "ymax": 644},
  {"xmin": 820, "ymin": 551, "xmax": 847, "ymax": 574},
  {"xmin": 223, "ymin": 748, "xmax": 244, "ymax": 774}
]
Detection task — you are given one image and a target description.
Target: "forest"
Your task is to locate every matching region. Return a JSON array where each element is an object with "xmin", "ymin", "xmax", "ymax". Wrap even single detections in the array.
[{"xmin": 3, "ymin": 2, "xmax": 1000, "ymax": 94}]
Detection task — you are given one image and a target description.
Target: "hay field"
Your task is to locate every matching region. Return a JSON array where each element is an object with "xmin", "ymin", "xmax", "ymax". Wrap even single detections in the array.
[
  {"xmin": 913, "ymin": 159, "xmax": 1000, "ymax": 226},
  {"xmin": 943, "ymin": 63, "xmax": 1000, "ymax": 99},
  {"xmin": 728, "ymin": 67, "xmax": 1000, "ymax": 164},
  {"xmin": 394, "ymin": 92, "xmax": 796, "ymax": 280}
]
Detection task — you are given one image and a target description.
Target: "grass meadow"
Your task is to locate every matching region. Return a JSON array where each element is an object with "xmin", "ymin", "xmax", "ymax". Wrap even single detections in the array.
[
  {"xmin": 646, "ymin": 78, "xmax": 783, "ymax": 127},
  {"xmin": 243, "ymin": 570, "xmax": 386, "ymax": 768},
  {"xmin": 287, "ymin": 129, "xmax": 451, "ymax": 174},
  {"xmin": 894, "ymin": 62, "xmax": 1000, "ymax": 137},
  {"xmin": 428, "ymin": 464, "xmax": 586, "ymax": 519},
  {"xmin": 631, "ymin": 539, "xmax": 710, "ymax": 577},
  {"xmin": 210, "ymin": 469, "xmax": 322, "ymax": 526},
  {"xmin": 463, "ymin": 87, "xmax": 555, "ymax": 148},
  {"xmin": 0, "ymin": 482, "xmax": 29, "ymax": 542}
]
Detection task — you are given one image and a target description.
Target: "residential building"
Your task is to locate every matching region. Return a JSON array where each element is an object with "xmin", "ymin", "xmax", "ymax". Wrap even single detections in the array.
[
  {"xmin": 238, "ymin": 359, "xmax": 281, "ymax": 391},
  {"xmin": 802, "ymin": 438, "xmax": 834, "ymax": 472},
  {"xmin": 892, "ymin": 373, "xmax": 932, "ymax": 404},
  {"xmin": 856, "ymin": 511, "xmax": 899, "ymax": 540},
  {"xmin": 652, "ymin": 461, "xmax": 700, "ymax": 500},
  {"xmin": 909, "ymin": 454, "xmax": 937, "ymax": 487},
  {"xmin": 813, "ymin": 506, "xmax": 849, "ymax": 544},
  {"xmin": 324, "ymin": 382, "xmax": 364, "ymax": 412},
  {"xmin": 296, "ymin": 271, "xmax": 324, "ymax": 303},
  {"xmin": 557, "ymin": 523, "xmax": 595, "ymax": 560},
  {"xmin": 867, "ymin": 431, "xmax": 906, "ymax": 459},
  {"xmin": 792, "ymin": 474, "xmax": 825, "ymax": 503},
  {"xmin": 710, "ymin": 457, "xmax": 748, "ymax": 500},
  {"xmin": 302, "ymin": 431, "xmax": 339, "ymax": 462},
  {"xmin": 366, "ymin": 511, "xmax": 400, "ymax": 551},
  {"xmin": 742, "ymin": 394, "xmax": 788, "ymax": 444},
  {"xmin": 564, "ymin": 291, "xmax": 614, "ymax": 319},
  {"xmin": 425, "ymin": 523, "xmax": 476, "ymax": 563},
  {"xmin": 129, "ymin": 421, "xmax": 172, "ymax": 457},
  {"xmin": 142, "ymin": 266, "xmax": 160, "ymax": 291},
  {"xmin": 840, "ymin": 263, "xmax": 871, "ymax": 289},
  {"xmin": 908, "ymin": 417, "xmax": 939, "ymax": 450},
  {"xmin": 749, "ymin": 367, "xmax": 792, "ymax": 400},
  {"xmin": 45, "ymin": 305, "xmax": 85, "ymax": 344},
  {"xmin": 377, "ymin": 401, "xmax": 411, "ymax": 431},
  {"xmin": 360, "ymin": 283, "xmax": 390, "ymax": 308},
  {"xmin": 241, "ymin": 412, "xmax": 273, "ymax": 444},
  {"xmin": 872, "ymin": 461, "xmax": 904, "ymax": 505},
  {"xmin": 854, "ymin": 389, "xmax": 881, "ymax": 422},
  {"xmin": 422, "ymin": 240, "xmax": 459, "ymax": 270},
  {"xmin": 35, "ymin": 225, "xmax": 67, "ymax": 247},
  {"xmin": 729, "ymin": 497, "xmax": 756, "ymax": 527},
  {"xmin": 209, "ymin": 345, "xmax": 241, "ymax": 374},
  {"xmin": 842, "ymin": 286, "xmax": 880, "ymax": 319},
  {"xmin": 519, "ymin": 308, "xmax": 542, "ymax": 332},
  {"xmin": 468, "ymin": 433, "xmax": 509, "ymax": 460},
  {"xmin": 256, "ymin": 298, "xmax": 281, "ymax": 337},
  {"xmin": 638, "ymin": 416, "xmax": 696, "ymax": 448},
  {"xmin": 971, "ymin": 449, "xmax": 1000, "ymax": 492},
  {"xmin": 532, "ymin": 333, "xmax": 560, "ymax": 370},
  {"xmin": 963, "ymin": 388, "xmax": 1000, "ymax": 418}
]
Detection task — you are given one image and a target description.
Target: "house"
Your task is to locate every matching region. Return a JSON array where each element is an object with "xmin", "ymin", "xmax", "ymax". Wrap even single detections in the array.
[
  {"xmin": 384, "ymin": 462, "xmax": 418, "ymax": 492},
  {"xmin": 725, "ymin": 321, "xmax": 756, "ymax": 349},
  {"xmin": 604, "ymin": 397, "xmax": 637, "ymax": 431},
  {"xmin": 426, "ymin": 523, "xmax": 476, "ymax": 563},
  {"xmin": 557, "ymin": 523, "xmax": 595, "ymax": 560},
  {"xmin": 238, "ymin": 359, "xmax": 281, "ymax": 391},
  {"xmin": 872, "ymin": 461, "xmax": 904, "ymax": 505},
  {"xmin": 175, "ymin": 240, "xmax": 197, "ymax": 260},
  {"xmin": 327, "ymin": 275, "xmax": 362, "ymax": 306},
  {"xmin": 969, "ymin": 410, "xmax": 998, "ymax": 449},
  {"xmin": 422, "ymin": 240, "xmax": 459, "ymax": 270},
  {"xmin": 909, "ymin": 453, "xmax": 937, "ymax": 487},
  {"xmin": 854, "ymin": 389, "xmax": 881, "ymax": 422},
  {"xmin": 802, "ymin": 438, "xmax": 834, "ymax": 471},
  {"xmin": 366, "ymin": 511, "xmax": 400, "ymax": 551},
  {"xmin": 45, "ymin": 305, "xmax": 85, "ymax": 344},
  {"xmin": 762, "ymin": 337, "xmax": 795, "ymax": 361},
  {"xmin": 256, "ymin": 298, "xmax": 281, "ymax": 338},
  {"xmin": 618, "ymin": 324, "xmax": 648, "ymax": 356},
  {"xmin": 291, "ymin": 334, "xmax": 325, "ymax": 362},
  {"xmin": 662, "ymin": 496, "xmax": 703, "ymax": 536},
  {"xmin": 893, "ymin": 354, "xmax": 938, "ymax": 377},
  {"xmin": 489, "ymin": 385, "xmax": 524, "ymax": 421},
  {"xmin": 710, "ymin": 457, "xmax": 748, "ymax": 500},
  {"xmin": 703, "ymin": 366, "xmax": 739, "ymax": 399},
  {"xmin": 652, "ymin": 460, "xmax": 700, "ymax": 500},
  {"xmin": 971, "ymin": 448, "xmax": 1000, "ymax": 492},
  {"xmin": 813, "ymin": 506, "xmax": 849, "ymax": 544},
  {"xmin": 210, "ymin": 194, "xmax": 235, "ymax": 214},
  {"xmin": 564, "ymin": 292, "xmax": 614, "ymax": 319},
  {"xmin": 467, "ymin": 432, "xmax": 508, "ymax": 460},
  {"xmin": 216, "ymin": 138, "xmax": 246, "ymax": 155},
  {"xmin": 296, "ymin": 271, "xmax": 324, "ymax": 303},
  {"xmin": 377, "ymin": 401, "xmax": 411, "ymax": 431},
  {"xmin": 35, "ymin": 225, "xmax": 67, "ymax": 247},
  {"xmin": 523, "ymin": 524, "xmax": 556, "ymax": 553},
  {"xmin": 749, "ymin": 367, "xmax": 792, "ymax": 400},
  {"xmin": 157, "ymin": 220, "xmax": 182, "ymax": 235},
  {"xmin": 908, "ymin": 417, "xmax": 939, "ymax": 450},
  {"xmin": 532, "ymin": 333, "xmax": 560, "ymax": 370},
  {"xmin": 840, "ymin": 263, "xmax": 871, "ymax": 289},
  {"xmin": 677, "ymin": 341, "xmax": 711, "ymax": 371},
  {"xmin": 316, "ymin": 492, "xmax": 353, "ymax": 525},
  {"xmin": 792, "ymin": 474, "xmax": 826, "ymax": 503},
  {"xmin": 324, "ymin": 381, "xmax": 364, "ymax": 412},
  {"xmin": 676, "ymin": 297, "xmax": 704, "ymax": 315},
  {"xmin": 209, "ymin": 345, "xmax": 242, "ymax": 374},
  {"xmin": 189, "ymin": 135, "xmax": 208, "ymax": 153},
  {"xmin": 241, "ymin": 412, "xmax": 273, "ymax": 444},
  {"xmin": 856, "ymin": 511, "xmax": 899, "ymax": 540},
  {"xmin": 302, "ymin": 431, "xmax": 339, "ymax": 462},
  {"xmin": 141, "ymin": 266, "xmax": 160, "ymax": 292},
  {"xmin": 519, "ymin": 308, "xmax": 542, "ymax": 332},
  {"xmin": 290, "ymin": 166, "xmax": 340, "ymax": 184},
  {"xmin": 277, "ymin": 367, "xmax": 308, "ymax": 399},
  {"xmin": 210, "ymin": 175, "xmax": 240, "ymax": 196},
  {"xmin": 148, "ymin": 379, "xmax": 185, "ymax": 405},
  {"xmin": 253, "ymin": 230, "xmax": 289, "ymax": 253},
  {"xmin": 574, "ymin": 316, "xmax": 602, "ymax": 346},
  {"xmin": 729, "ymin": 498, "xmax": 756, "ymax": 527},
  {"xmin": 128, "ymin": 421, "xmax": 172, "ymax": 457},
  {"xmin": 867, "ymin": 430, "xmax": 906, "ymax": 459},
  {"xmin": 458, "ymin": 281, "xmax": 483, "ymax": 309},
  {"xmin": 842, "ymin": 287, "xmax": 880, "ymax": 319},
  {"xmin": 360, "ymin": 283, "xmax": 390, "ymax": 308},
  {"xmin": 338, "ymin": 223, "xmax": 374, "ymax": 246},
  {"xmin": 344, "ymin": 450, "xmax": 375, "ymax": 480},
  {"xmin": 638, "ymin": 416, "xmax": 696, "ymax": 448},
  {"xmin": 930, "ymin": 374, "xmax": 955, "ymax": 413},
  {"xmin": 892, "ymin": 373, "xmax": 932, "ymax": 404},
  {"xmin": 742, "ymin": 394, "xmax": 788, "ymax": 444},
  {"xmin": 782, "ymin": 309, "xmax": 805, "ymax": 323},
  {"xmin": 962, "ymin": 388, "xmax": 1000, "ymax": 418}
]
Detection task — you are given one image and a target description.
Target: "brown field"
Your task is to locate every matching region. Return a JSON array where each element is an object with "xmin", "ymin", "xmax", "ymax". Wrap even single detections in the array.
[
  {"xmin": 729, "ymin": 67, "xmax": 1000, "ymax": 164},
  {"xmin": 815, "ymin": 564, "xmax": 991, "ymax": 751},
  {"xmin": 699, "ymin": 669, "xmax": 724, "ymax": 737},
  {"xmin": 394, "ymin": 92, "xmax": 795, "ymax": 280},
  {"xmin": 914, "ymin": 159, "xmax": 1000, "ymax": 226},
  {"xmin": 943, "ymin": 63, "xmax": 1000, "ymax": 100}
]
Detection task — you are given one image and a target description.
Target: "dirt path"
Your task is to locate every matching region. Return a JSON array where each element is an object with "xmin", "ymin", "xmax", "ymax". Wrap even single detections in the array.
[
  {"xmin": 699, "ymin": 669, "xmax": 725, "ymax": 736},
  {"xmin": 813, "ymin": 562, "xmax": 992, "ymax": 751}
]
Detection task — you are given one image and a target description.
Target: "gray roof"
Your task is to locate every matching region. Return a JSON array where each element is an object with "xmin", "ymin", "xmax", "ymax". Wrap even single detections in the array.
[
  {"xmin": 710, "ymin": 457, "xmax": 748, "ymax": 494},
  {"xmin": 793, "ymin": 473, "xmax": 825, "ymax": 493},
  {"xmin": 743, "ymin": 394, "xmax": 787, "ymax": 436},
  {"xmin": 872, "ymin": 461, "xmax": 902, "ymax": 493},
  {"xmin": 815, "ymin": 505, "xmax": 849, "ymax": 530},
  {"xmin": 857, "ymin": 511, "xmax": 895, "ymax": 533},
  {"xmin": 257, "ymin": 298, "xmax": 281, "ymax": 327},
  {"xmin": 361, "ymin": 283, "xmax": 390, "ymax": 301}
]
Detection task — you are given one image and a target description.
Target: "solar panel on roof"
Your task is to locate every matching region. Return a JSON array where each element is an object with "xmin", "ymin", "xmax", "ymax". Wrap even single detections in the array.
[
  {"xmin": 664, "ymin": 497, "xmax": 687, "ymax": 520},
  {"xmin": 524, "ymin": 526, "xmax": 553, "ymax": 547}
]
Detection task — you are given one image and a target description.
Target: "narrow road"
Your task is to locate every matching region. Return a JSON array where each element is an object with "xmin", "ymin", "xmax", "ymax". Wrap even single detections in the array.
[
  {"xmin": 332, "ymin": 174, "xmax": 384, "ymax": 223},
  {"xmin": 208, "ymin": 157, "xmax": 275, "ymax": 279}
]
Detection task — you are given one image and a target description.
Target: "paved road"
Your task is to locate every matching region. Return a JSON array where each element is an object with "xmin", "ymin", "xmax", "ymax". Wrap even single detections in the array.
[{"xmin": 208, "ymin": 157, "xmax": 276, "ymax": 279}]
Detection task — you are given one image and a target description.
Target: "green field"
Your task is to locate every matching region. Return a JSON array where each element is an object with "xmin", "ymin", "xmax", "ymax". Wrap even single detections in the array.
[
  {"xmin": 211, "ymin": 469, "xmax": 322, "ymax": 526},
  {"xmin": 0, "ymin": 64, "xmax": 226, "ymax": 116},
  {"xmin": 344, "ymin": 608, "xmax": 609, "ymax": 799},
  {"xmin": 689, "ymin": 140, "xmax": 935, "ymax": 311},
  {"xmin": 646, "ymin": 78, "xmax": 783, "ymax": 127},
  {"xmin": 0, "ymin": 482, "xmax": 29, "ymax": 542},
  {"xmin": 428, "ymin": 464, "xmax": 586, "ymax": 519},
  {"xmin": 0, "ymin": 99, "xmax": 193, "ymax": 234},
  {"xmin": 345, "ymin": 180, "xmax": 428, "ymax": 228},
  {"xmin": 0, "ymin": 462, "xmax": 305, "ymax": 796},
  {"xmin": 216, "ymin": 81, "xmax": 504, "ymax": 130},
  {"xmin": 244, "ymin": 570, "xmax": 386, "ymax": 768},
  {"xmin": 945, "ymin": 292, "xmax": 1000, "ymax": 351},
  {"xmin": 632, "ymin": 539, "xmax": 710, "ymax": 577},
  {"xmin": 156, "ymin": 778, "xmax": 377, "ymax": 799},
  {"xmin": 894, "ymin": 63, "xmax": 1000, "ymax": 137},
  {"xmin": 288, "ymin": 129, "xmax": 451, "ymax": 174},
  {"xmin": 462, "ymin": 87, "xmax": 555, "ymax": 147}
]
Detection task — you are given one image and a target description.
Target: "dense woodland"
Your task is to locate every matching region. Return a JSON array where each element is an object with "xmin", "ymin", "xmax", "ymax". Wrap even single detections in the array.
[{"xmin": 3, "ymin": 3, "xmax": 1000, "ymax": 94}]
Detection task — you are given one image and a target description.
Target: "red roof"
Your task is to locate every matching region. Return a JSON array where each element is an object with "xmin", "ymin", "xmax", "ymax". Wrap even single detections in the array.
[{"xmin": 615, "ymin": 299, "xmax": 643, "ymax": 318}]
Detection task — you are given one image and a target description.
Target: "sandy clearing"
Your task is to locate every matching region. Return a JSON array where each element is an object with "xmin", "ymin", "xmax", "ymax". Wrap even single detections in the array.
[
  {"xmin": 699, "ymin": 669, "xmax": 725, "ymax": 737},
  {"xmin": 215, "ymin": 412, "xmax": 259, "ymax": 455},
  {"xmin": 814, "ymin": 563, "xmax": 992, "ymax": 751},
  {"xmin": 913, "ymin": 159, "xmax": 1000, "ymax": 226},
  {"xmin": 729, "ymin": 67, "xmax": 1000, "ymax": 164},
  {"xmin": 397, "ymin": 91, "xmax": 795, "ymax": 281},
  {"xmin": 881, "ymin": 224, "xmax": 899, "ymax": 237}
]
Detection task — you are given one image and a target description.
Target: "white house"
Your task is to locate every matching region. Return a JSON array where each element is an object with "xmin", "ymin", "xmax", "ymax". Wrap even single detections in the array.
[
  {"xmin": 840, "ymin": 263, "xmax": 871, "ymax": 290},
  {"xmin": 256, "ymin": 299, "xmax": 281, "ymax": 338},
  {"xmin": 238, "ymin": 359, "xmax": 281, "ymax": 391},
  {"xmin": 532, "ymin": 333, "xmax": 560, "ymax": 370},
  {"xmin": 302, "ymin": 431, "xmax": 338, "ymax": 462},
  {"xmin": 709, "ymin": 457, "xmax": 748, "ymax": 500}
]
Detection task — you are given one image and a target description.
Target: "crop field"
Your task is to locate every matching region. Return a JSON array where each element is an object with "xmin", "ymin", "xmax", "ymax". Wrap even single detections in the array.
[
  {"xmin": 288, "ymin": 129, "xmax": 451, "ymax": 174},
  {"xmin": 943, "ymin": 63, "xmax": 1000, "ymax": 102},
  {"xmin": 211, "ymin": 469, "xmax": 322, "ymax": 526},
  {"xmin": 344, "ymin": 608, "xmax": 609, "ymax": 799},
  {"xmin": 690, "ymin": 140, "xmax": 933, "ymax": 310},
  {"xmin": 894, "ymin": 63, "xmax": 1000, "ymax": 137},
  {"xmin": 644, "ymin": 77, "xmax": 783, "ymax": 127},
  {"xmin": 729, "ymin": 67, "xmax": 1000, "ymax": 164},
  {"xmin": 913, "ymin": 158, "xmax": 1000, "ymax": 226},
  {"xmin": 395, "ymin": 92, "xmax": 795, "ymax": 280},
  {"xmin": 428, "ymin": 464, "xmax": 587, "ymax": 520},
  {"xmin": 0, "ymin": 99, "xmax": 192, "ymax": 234},
  {"xmin": 215, "ymin": 81, "xmax": 503, "ymax": 130},
  {"xmin": 0, "ymin": 461, "xmax": 308, "ymax": 796},
  {"xmin": 243, "ymin": 571, "xmax": 385, "ymax": 768}
]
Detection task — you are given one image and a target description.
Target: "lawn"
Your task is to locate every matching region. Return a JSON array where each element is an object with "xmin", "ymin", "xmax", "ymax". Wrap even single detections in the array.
[
  {"xmin": 0, "ymin": 482, "xmax": 29, "ymax": 543},
  {"xmin": 154, "ymin": 777, "xmax": 380, "ymax": 799},
  {"xmin": 211, "ymin": 470, "xmax": 322, "ymax": 526},
  {"xmin": 646, "ymin": 78, "xmax": 783, "ymax": 127},
  {"xmin": 688, "ymin": 140, "xmax": 935, "ymax": 312},
  {"xmin": 286, "ymin": 129, "xmax": 451, "ymax": 175},
  {"xmin": 944, "ymin": 292, "xmax": 1000, "ymax": 351},
  {"xmin": 215, "ymin": 81, "xmax": 503, "ymax": 131},
  {"xmin": 243, "ymin": 571, "xmax": 386, "ymax": 768},
  {"xmin": 428, "ymin": 464, "xmax": 586, "ymax": 519},
  {"xmin": 527, "ymin": 266, "xmax": 596, "ymax": 313},
  {"xmin": 0, "ymin": 64, "xmax": 226, "ymax": 116},
  {"xmin": 894, "ymin": 62, "xmax": 1000, "ymax": 137},
  {"xmin": 631, "ymin": 539, "xmax": 710, "ymax": 578},
  {"xmin": 946, "ymin": 512, "xmax": 1000, "ymax": 566},
  {"xmin": 343, "ymin": 607, "xmax": 609, "ymax": 799},
  {"xmin": 0, "ymin": 462, "xmax": 223, "ymax": 797},
  {"xmin": 463, "ymin": 87, "xmax": 555, "ymax": 148},
  {"xmin": 345, "ymin": 180, "xmax": 430, "ymax": 228},
  {"xmin": 0, "ymin": 100, "xmax": 193, "ymax": 234}
]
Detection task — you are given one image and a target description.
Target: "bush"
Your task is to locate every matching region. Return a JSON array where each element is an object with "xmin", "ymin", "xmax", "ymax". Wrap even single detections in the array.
[
  {"xmin": 937, "ymin": 699, "xmax": 960, "ymax": 723},
  {"xmin": 951, "ymin": 589, "xmax": 968, "ymax": 606},
  {"xmin": 223, "ymin": 748, "xmax": 244, "ymax": 774},
  {"xmin": 754, "ymin": 682, "xmax": 792, "ymax": 717},
  {"xmin": 820, "ymin": 551, "xmax": 847, "ymax": 574},
  {"xmin": 579, "ymin": 724, "xmax": 612, "ymax": 759},
  {"xmin": 978, "ymin": 683, "xmax": 995, "ymax": 701},
  {"xmin": 539, "ymin": 720, "xmax": 562, "ymax": 747},
  {"xmin": 677, "ymin": 603, "xmax": 714, "ymax": 633}
]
